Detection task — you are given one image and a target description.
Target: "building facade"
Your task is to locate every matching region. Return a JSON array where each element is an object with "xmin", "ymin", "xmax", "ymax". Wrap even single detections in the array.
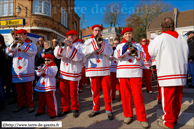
[
  {"xmin": 0, "ymin": 0, "xmax": 80, "ymax": 43},
  {"xmin": 147, "ymin": 8, "xmax": 194, "ymax": 41}
]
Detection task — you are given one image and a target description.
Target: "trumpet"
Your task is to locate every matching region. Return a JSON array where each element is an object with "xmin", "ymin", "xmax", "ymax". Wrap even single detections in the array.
[
  {"xmin": 126, "ymin": 40, "xmax": 138, "ymax": 57},
  {"xmin": 14, "ymin": 37, "xmax": 21, "ymax": 42},
  {"xmin": 59, "ymin": 39, "xmax": 71, "ymax": 48},
  {"xmin": 95, "ymin": 35, "xmax": 103, "ymax": 45}
]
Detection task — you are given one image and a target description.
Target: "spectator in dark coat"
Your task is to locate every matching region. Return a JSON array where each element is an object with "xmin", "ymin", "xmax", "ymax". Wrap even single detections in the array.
[
  {"xmin": 38, "ymin": 41, "xmax": 54, "ymax": 65},
  {"xmin": 0, "ymin": 34, "xmax": 10, "ymax": 111},
  {"xmin": 187, "ymin": 31, "xmax": 194, "ymax": 88},
  {"xmin": 35, "ymin": 37, "xmax": 44, "ymax": 66}
]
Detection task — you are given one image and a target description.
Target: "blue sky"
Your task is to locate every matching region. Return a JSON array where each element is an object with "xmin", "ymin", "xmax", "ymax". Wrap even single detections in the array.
[{"xmin": 74, "ymin": 0, "xmax": 194, "ymax": 29}]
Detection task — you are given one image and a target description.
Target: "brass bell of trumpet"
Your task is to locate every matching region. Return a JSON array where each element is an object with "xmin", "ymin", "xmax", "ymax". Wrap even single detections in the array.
[
  {"xmin": 14, "ymin": 37, "xmax": 21, "ymax": 42},
  {"xmin": 95, "ymin": 35, "xmax": 103, "ymax": 45},
  {"xmin": 126, "ymin": 40, "xmax": 138, "ymax": 57},
  {"xmin": 59, "ymin": 41, "xmax": 67, "ymax": 48}
]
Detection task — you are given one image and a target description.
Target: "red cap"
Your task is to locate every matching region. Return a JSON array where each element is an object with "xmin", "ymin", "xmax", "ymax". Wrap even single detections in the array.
[
  {"xmin": 66, "ymin": 30, "xmax": 78, "ymax": 35},
  {"xmin": 16, "ymin": 29, "xmax": 27, "ymax": 34},
  {"xmin": 43, "ymin": 54, "xmax": 55, "ymax": 60},
  {"xmin": 92, "ymin": 24, "xmax": 103, "ymax": 31},
  {"xmin": 121, "ymin": 27, "xmax": 133, "ymax": 35}
]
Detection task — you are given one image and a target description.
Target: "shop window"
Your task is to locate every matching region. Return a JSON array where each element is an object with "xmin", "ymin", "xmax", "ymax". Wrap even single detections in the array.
[
  {"xmin": 33, "ymin": 0, "xmax": 51, "ymax": 16},
  {"xmin": 61, "ymin": 8, "xmax": 67, "ymax": 28},
  {"xmin": 0, "ymin": 0, "xmax": 13, "ymax": 16}
]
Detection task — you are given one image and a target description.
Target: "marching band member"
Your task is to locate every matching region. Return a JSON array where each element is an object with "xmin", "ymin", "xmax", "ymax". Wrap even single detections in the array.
[
  {"xmin": 114, "ymin": 27, "xmax": 149, "ymax": 128},
  {"xmin": 81, "ymin": 24, "xmax": 114, "ymax": 120},
  {"xmin": 77, "ymin": 39, "xmax": 86, "ymax": 93},
  {"xmin": 109, "ymin": 38, "xmax": 120, "ymax": 100},
  {"xmin": 140, "ymin": 38, "xmax": 153, "ymax": 93},
  {"xmin": 34, "ymin": 54, "xmax": 58, "ymax": 119},
  {"xmin": 54, "ymin": 30, "xmax": 84, "ymax": 118},
  {"xmin": 148, "ymin": 17, "xmax": 189, "ymax": 129},
  {"xmin": 6, "ymin": 29, "xmax": 37, "ymax": 113}
]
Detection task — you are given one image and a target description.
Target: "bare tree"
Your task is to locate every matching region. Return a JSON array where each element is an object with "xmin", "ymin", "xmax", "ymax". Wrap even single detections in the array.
[
  {"xmin": 103, "ymin": 3, "xmax": 126, "ymax": 27},
  {"xmin": 126, "ymin": 0, "xmax": 174, "ymax": 42}
]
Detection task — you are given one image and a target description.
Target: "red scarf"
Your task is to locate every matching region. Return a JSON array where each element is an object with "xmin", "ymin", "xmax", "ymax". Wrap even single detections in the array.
[
  {"xmin": 41, "ymin": 62, "xmax": 56, "ymax": 77},
  {"xmin": 73, "ymin": 39, "xmax": 78, "ymax": 43},
  {"xmin": 121, "ymin": 38, "xmax": 136, "ymax": 44},
  {"xmin": 25, "ymin": 38, "xmax": 31, "ymax": 43},
  {"xmin": 141, "ymin": 44, "xmax": 150, "ymax": 62},
  {"xmin": 91, "ymin": 34, "xmax": 102, "ymax": 38},
  {"xmin": 45, "ymin": 62, "xmax": 56, "ymax": 66},
  {"xmin": 162, "ymin": 30, "xmax": 179, "ymax": 38}
]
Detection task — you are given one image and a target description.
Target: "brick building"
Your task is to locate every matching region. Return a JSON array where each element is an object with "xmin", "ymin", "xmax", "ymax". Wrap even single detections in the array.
[
  {"xmin": 147, "ymin": 8, "xmax": 194, "ymax": 41},
  {"xmin": 0, "ymin": 0, "xmax": 80, "ymax": 43}
]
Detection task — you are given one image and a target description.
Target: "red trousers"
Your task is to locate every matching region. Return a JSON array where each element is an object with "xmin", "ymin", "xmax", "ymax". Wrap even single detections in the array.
[
  {"xmin": 161, "ymin": 86, "xmax": 183, "ymax": 128},
  {"xmin": 15, "ymin": 81, "xmax": 34, "ymax": 107},
  {"xmin": 119, "ymin": 78, "xmax": 147, "ymax": 122},
  {"xmin": 37, "ymin": 91, "xmax": 58, "ymax": 117},
  {"xmin": 83, "ymin": 67, "xmax": 87, "ymax": 85},
  {"xmin": 79, "ymin": 67, "xmax": 87, "ymax": 91},
  {"xmin": 90, "ymin": 76, "xmax": 112, "ymax": 112},
  {"xmin": 157, "ymin": 83, "xmax": 161, "ymax": 100},
  {"xmin": 142, "ymin": 69, "xmax": 152, "ymax": 91},
  {"xmin": 110, "ymin": 72, "xmax": 120, "ymax": 99},
  {"xmin": 60, "ymin": 78, "xmax": 79, "ymax": 112}
]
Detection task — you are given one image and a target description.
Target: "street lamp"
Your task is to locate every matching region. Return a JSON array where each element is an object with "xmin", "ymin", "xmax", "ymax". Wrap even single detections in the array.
[{"xmin": 16, "ymin": 6, "xmax": 21, "ymax": 14}]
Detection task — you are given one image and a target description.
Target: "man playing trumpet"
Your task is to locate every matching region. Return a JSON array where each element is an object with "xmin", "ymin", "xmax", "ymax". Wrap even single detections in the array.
[
  {"xmin": 81, "ymin": 24, "xmax": 114, "ymax": 120},
  {"xmin": 6, "ymin": 29, "xmax": 37, "ymax": 113},
  {"xmin": 54, "ymin": 30, "xmax": 84, "ymax": 118},
  {"xmin": 114, "ymin": 27, "xmax": 149, "ymax": 128}
]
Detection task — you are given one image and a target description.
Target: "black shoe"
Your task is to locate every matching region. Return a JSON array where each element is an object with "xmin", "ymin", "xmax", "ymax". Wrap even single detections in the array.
[
  {"xmin": 79, "ymin": 89, "xmax": 83, "ymax": 93},
  {"xmin": 88, "ymin": 111, "xmax": 100, "ymax": 118},
  {"xmin": 13, "ymin": 106, "xmax": 25, "ymax": 113},
  {"xmin": 28, "ymin": 107, "xmax": 35, "ymax": 113},
  {"xmin": 72, "ymin": 110, "xmax": 79, "ymax": 118},
  {"xmin": 158, "ymin": 99, "xmax": 161, "ymax": 104},
  {"xmin": 58, "ymin": 111, "xmax": 70, "ymax": 117},
  {"xmin": 35, "ymin": 113, "xmax": 45, "ymax": 116},
  {"xmin": 50, "ymin": 116, "xmax": 57, "ymax": 119},
  {"xmin": 107, "ymin": 112, "xmax": 114, "ymax": 120}
]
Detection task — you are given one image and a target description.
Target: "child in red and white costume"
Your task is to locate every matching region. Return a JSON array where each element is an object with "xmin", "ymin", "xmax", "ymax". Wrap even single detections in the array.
[
  {"xmin": 34, "ymin": 54, "xmax": 58, "ymax": 119},
  {"xmin": 54, "ymin": 30, "xmax": 84, "ymax": 118},
  {"xmin": 140, "ymin": 38, "xmax": 153, "ymax": 93},
  {"xmin": 109, "ymin": 38, "xmax": 120, "ymax": 100},
  {"xmin": 148, "ymin": 17, "xmax": 189, "ymax": 129},
  {"xmin": 6, "ymin": 29, "xmax": 37, "ymax": 113},
  {"xmin": 81, "ymin": 24, "xmax": 114, "ymax": 120},
  {"xmin": 114, "ymin": 27, "xmax": 149, "ymax": 128}
]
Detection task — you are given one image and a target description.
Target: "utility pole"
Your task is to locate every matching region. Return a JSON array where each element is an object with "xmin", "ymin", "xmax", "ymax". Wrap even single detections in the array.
[{"xmin": 80, "ymin": 14, "xmax": 83, "ymax": 39}]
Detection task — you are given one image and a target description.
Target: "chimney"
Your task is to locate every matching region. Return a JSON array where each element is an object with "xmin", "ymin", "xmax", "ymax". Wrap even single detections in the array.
[
  {"xmin": 174, "ymin": 8, "xmax": 178, "ymax": 28},
  {"xmin": 86, "ymin": 26, "xmax": 89, "ymax": 30},
  {"xmin": 100, "ymin": 24, "xmax": 103, "ymax": 27}
]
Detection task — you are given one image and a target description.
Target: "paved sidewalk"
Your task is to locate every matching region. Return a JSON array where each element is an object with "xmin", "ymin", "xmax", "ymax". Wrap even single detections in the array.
[{"xmin": 1, "ymin": 80, "xmax": 194, "ymax": 129}]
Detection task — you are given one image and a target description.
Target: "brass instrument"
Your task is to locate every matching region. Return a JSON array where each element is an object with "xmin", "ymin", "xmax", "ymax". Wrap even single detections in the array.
[
  {"xmin": 126, "ymin": 39, "xmax": 138, "ymax": 57},
  {"xmin": 14, "ymin": 37, "xmax": 21, "ymax": 42},
  {"xmin": 59, "ymin": 39, "xmax": 71, "ymax": 48},
  {"xmin": 95, "ymin": 35, "xmax": 103, "ymax": 45}
]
